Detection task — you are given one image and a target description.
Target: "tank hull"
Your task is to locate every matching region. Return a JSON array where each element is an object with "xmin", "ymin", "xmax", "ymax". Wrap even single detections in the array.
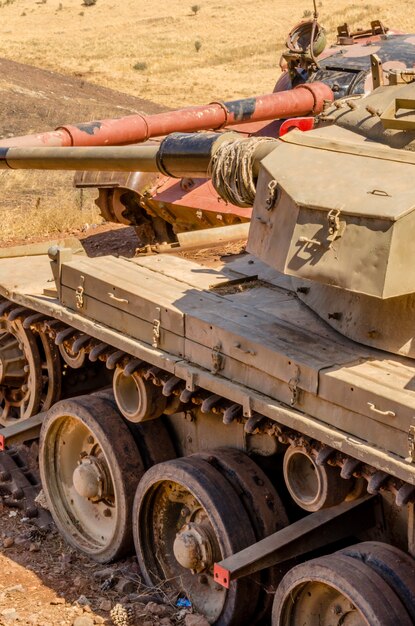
[{"xmin": 0, "ymin": 245, "xmax": 413, "ymax": 624}]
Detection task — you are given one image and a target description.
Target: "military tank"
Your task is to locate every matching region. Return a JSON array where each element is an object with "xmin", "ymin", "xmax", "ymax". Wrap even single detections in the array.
[{"xmin": 1, "ymin": 70, "xmax": 415, "ymax": 626}]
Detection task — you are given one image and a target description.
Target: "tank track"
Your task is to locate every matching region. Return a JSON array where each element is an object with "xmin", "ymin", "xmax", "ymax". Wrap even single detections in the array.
[
  {"xmin": 0, "ymin": 444, "xmax": 51, "ymax": 528},
  {"xmin": 2, "ymin": 298, "xmax": 414, "ymax": 509}
]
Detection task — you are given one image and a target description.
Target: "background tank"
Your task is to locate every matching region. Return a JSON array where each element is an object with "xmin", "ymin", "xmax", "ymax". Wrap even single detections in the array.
[
  {"xmin": 275, "ymin": 19, "xmax": 408, "ymax": 96},
  {"xmin": 0, "ymin": 80, "xmax": 332, "ymax": 245},
  {"xmin": 73, "ymin": 18, "xmax": 415, "ymax": 245}
]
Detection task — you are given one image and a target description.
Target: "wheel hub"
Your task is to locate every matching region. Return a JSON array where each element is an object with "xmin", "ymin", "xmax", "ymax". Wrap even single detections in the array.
[
  {"xmin": 73, "ymin": 456, "xmax": 107, "ymax": 500},
  {"xmin": 173, "ymin": 522, "xmax": 215, "ymax": 573}
]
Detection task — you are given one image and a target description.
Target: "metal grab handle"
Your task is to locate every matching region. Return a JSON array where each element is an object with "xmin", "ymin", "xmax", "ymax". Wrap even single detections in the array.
[
  {"xmin": 299, "ymin": 236, "xmax": 322, "ymax": 246},
  {"xmin": 367, "ymin": 189, "xmax": 390, "ymax": 197},
  {"xmin": 233, "ymin": 343, "xmax": 256, "ymax": 356},
  {"xmin": 367, "ymin": 402, "xmax": 396, "ymax": 418},
  {"xmin": 107, "ymin": 292, "xmax": 129, "ymax": 304}
]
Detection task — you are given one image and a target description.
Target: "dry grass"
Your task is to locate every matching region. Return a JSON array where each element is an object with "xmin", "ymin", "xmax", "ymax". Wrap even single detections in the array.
[
  {"xmin": 0, "ymin": 0, "xmax": 413, "ymax": 108},
  {"xmin": 0, "ymin": 0, "xmax": 414, "ymax": 242},
  {"xmin": 0, "ymin": 170, "xmax": 101, "ymax": 242}
]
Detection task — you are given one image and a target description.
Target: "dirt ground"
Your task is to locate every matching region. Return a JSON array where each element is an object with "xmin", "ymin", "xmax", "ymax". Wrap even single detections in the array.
[
  {"xmin": 0, "ymin": 500, "xmax": 121, "ymax": 626},
  {"xmin": 0, "ymin": 497, "xmax": 203, "ymax": 626}
]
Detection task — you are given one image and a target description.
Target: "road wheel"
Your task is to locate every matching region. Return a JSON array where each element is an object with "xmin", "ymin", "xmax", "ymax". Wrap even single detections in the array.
[
  {"xmin": 0, "ymin": 316, "xmax": 42, "ymax": 424},
  {"xmin": 272, "ymin": 553, "xmax": 412, "ymax": 626},
  {"xmin": 39, "ymin": 395, "xmax": 145, "ymax": 562},
  {"xmin": 133, "ymin": 456, "xmax": 260, "ymax": 626},
  {"xmin": 338, "ymin": 541, "xmax": 415, "ymax": 623}
]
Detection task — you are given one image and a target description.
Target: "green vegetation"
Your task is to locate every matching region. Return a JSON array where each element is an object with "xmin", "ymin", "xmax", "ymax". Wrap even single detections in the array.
[{"xmin": 133, "ymin": 61, "xmax": 148, "ymax": 71}]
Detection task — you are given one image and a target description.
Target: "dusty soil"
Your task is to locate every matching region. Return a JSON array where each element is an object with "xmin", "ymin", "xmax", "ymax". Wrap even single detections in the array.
[
  {"xmin": 0, "ymin": 56, "xmax": 164, "ymax": 140},
  {"xmin": 0, "ymin": 502, "xmax": 120, "ymax": 626},
  {"xmin": 0, "ymin": 496, "xmax": 210, "ymax": 626}
]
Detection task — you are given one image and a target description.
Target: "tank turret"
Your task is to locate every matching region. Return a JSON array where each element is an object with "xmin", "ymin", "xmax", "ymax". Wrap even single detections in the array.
[{"xmin": 263, "ymin": 76, "xmax": 415, "ymax": 359}]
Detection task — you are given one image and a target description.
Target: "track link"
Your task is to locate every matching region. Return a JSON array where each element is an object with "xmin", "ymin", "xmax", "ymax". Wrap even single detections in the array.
[{"xmin": 0, "ymin": 445, "xmax": 51, "ymax": 528}]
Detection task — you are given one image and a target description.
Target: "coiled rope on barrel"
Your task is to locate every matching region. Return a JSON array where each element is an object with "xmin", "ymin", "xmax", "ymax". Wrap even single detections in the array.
[{"xmin": 209, "ymin": 136, "xmax": 276, "ymax": 208}]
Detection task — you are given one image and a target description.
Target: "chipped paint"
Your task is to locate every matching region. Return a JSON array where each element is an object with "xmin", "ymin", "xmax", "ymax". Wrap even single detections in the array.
[{"xmin": 74, "ymin": 121, "xmax": 102, "ymax": 136}]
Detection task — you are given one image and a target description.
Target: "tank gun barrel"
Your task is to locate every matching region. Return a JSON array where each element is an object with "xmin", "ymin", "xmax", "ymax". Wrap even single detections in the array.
[
  {"xmin": 0, "ymin": 131, "xmax": 276, "ymax": 176},
  {"xmin": 0, "ymin": 144, "xmax": 161, "ymax": 173},
  {"xmin": 0, "ymin": 83, "xmax": 333, "ymax": 149},
  {"xmin": 0, "ymin": 132, "xmax": 279, "ymax": 207}
]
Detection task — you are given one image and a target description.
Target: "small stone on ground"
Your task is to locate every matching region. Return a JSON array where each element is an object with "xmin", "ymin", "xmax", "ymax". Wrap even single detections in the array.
[{"xmin": 184, "ymin": 615, "xmax": 211, "ymax": 626}]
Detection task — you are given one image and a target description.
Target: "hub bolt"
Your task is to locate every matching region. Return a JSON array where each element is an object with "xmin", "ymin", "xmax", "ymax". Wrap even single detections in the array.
[
  {"xmin": 72, "ymin": 457, "xmax": 103, "ymax": 499},
  {"xmin": 173, "ymin": 523, "xmax": 214, "ymax": 574}
]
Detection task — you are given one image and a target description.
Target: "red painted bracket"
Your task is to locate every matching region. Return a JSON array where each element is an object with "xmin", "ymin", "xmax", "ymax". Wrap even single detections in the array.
[
  {"xmin": 213, "ymin": 563, "xmax": 231, "ymax": 589},
  {"xmin": 279, "ymin": 116, "xmax": 315, "ymax": 137}
]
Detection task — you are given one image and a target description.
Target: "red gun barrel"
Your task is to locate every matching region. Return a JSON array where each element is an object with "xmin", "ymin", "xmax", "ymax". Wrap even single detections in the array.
[{"xmin": 0, "ymin": 83, "xmax": 333, "ymax": 148}]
